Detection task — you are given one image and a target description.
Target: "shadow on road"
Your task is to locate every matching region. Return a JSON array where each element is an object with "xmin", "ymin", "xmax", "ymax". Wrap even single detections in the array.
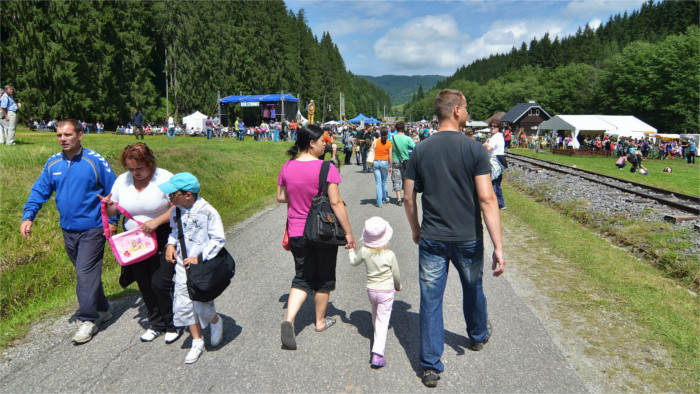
[
  {"xmin": 278, "ymin": 293, "xmax": 347, "ymax": 335},
  {"xmin": 391, "ymin": 300, "xmax": 470, "ymax": 376},
  {"xmin": 178, "ymin": 313, "xmax": 242, "ymax": 351},
  {"xmin": 68, "ymin": 295, "xmax": 142, "ymax": 330}
]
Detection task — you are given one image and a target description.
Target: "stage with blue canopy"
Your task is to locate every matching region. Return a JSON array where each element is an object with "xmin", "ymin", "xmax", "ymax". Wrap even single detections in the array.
[
  {"xmin": 220, "ymin": 93, "xmax": 299, "ymax": 103},
  {"xmin": 219, "ymin": 93, "xmax": 299, "ymax": 123}
]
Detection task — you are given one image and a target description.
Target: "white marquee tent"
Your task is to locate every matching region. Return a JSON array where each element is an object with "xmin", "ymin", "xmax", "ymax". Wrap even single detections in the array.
[
  {"xmin": 182, "ymin": 111, "xmax": 207, "ymax": 134},
  {"xmin": 537, "ymin": 115, "xmax": 656, "ymax": 149}
]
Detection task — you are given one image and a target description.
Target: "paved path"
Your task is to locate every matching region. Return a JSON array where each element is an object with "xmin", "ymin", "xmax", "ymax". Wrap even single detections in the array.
[{"xmin": 1, "ymin": 162, "xmax": 587, "ymax": 392}]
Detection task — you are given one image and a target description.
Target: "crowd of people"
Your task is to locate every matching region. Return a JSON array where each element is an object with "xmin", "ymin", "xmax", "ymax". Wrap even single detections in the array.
[{"xmin": 19, "ymin": 90, "xmax": 505, "ymax": 388}]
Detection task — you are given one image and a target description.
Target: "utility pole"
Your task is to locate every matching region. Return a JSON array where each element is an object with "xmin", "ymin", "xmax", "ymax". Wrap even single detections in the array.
[{"xmin": 165, "ymin": 48, "xmax": 169, "ymax": 116}]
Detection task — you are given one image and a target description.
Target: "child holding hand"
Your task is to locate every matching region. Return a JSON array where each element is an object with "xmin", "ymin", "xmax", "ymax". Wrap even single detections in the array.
[{"xmin": 349, "ymin": 217, "xmax": 402, "ymax": 369}]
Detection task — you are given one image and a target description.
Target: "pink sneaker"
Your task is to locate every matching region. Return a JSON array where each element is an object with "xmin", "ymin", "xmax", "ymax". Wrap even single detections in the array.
[{"xmin": 370, "ymin": 353, "xmax": 386, "ymax": 369}]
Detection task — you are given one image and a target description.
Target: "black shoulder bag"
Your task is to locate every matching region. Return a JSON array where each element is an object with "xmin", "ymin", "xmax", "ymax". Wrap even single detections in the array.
[
  {"xmin": 302, "ymin": 161, "xmax": 347, "ymax": 247},
  {"xmin": 176, "ymin": 208, "xmax": 235, "ymax": 302}
]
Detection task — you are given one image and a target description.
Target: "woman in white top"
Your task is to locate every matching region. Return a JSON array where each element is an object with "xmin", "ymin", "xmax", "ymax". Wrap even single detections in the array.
[
  {"xmin": 101, "ymin": 143, "xmax": 180, "ymax": 344},
  {"xmin": 483, "ymin": 122, "xmax": 506, "ymax": 209}
]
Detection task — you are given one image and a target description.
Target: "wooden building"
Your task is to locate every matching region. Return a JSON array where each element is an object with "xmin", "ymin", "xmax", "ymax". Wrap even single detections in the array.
[{"xmin": 500, "ymin": 101, "xmax": 551, "ymax": 136}]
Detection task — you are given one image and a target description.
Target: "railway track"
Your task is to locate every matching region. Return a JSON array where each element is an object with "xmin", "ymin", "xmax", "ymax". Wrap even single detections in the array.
[{"xmin": 505, "ymin": 152, "xmax": 700, "ymax": 216}]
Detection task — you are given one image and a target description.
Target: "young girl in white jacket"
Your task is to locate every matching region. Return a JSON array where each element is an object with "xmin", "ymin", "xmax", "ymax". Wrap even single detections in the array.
[{"xmin": 349, "ymin": 216, "xmax": 402, "ymax": 369}]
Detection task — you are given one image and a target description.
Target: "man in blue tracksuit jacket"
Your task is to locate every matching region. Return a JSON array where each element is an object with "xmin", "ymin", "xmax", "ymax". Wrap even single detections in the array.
[{"xmin": 20, "ymin": 119, "xmax": 117, "ymax": 344}]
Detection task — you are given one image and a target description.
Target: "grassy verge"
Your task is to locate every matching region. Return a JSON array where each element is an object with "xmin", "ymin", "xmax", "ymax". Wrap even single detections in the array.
[
  {"xmin": 0, "ymin": 129, "xmax": 291, "ymax": 347},
  {"xmin": 501, "ymin": 183, "xmax": 699, "ymax": 392},
  {"xmin": 511, "ymin": 148, "xmax": 699, "ymax": 196}
]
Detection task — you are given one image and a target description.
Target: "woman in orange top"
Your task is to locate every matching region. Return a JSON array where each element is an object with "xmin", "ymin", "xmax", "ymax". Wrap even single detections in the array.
[{"xmin": 372, "ymin": 128, "xmax": 393, "ymax": 207}]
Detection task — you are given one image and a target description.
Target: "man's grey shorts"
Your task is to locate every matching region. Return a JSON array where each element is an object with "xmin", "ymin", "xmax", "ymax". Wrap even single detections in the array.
[{"xmin": 391, "ymin": 162, "xmax": 403, "ymax": 191}]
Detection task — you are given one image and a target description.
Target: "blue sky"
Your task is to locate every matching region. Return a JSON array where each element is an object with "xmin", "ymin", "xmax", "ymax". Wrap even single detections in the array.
[{"xmin": 285, "ymin": 0, "xmax": 647, "ymax": 76}]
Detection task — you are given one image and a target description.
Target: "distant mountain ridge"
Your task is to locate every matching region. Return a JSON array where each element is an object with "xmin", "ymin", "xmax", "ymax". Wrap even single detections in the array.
[{"xmin": 359, "ymin": 74, "xmax": 447, "ymax": 105}]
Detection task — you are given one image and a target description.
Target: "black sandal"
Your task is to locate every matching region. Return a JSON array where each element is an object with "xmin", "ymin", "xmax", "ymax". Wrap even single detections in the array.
[
  {"xmin": 281, "ymin": 321, "xmax": 296, "ymax": 350},
  {"xmin": 422, "ymin": 370, "xmax": 440, "ymax": 388}
]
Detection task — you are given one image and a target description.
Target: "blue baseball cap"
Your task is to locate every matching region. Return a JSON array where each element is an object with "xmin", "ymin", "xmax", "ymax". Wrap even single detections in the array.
[{"xmin": 158, "ymin": 172, "xmax": 200, "ymax": 194}]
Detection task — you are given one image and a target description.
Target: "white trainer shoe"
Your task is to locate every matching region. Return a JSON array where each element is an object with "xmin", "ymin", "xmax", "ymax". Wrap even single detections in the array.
[
  {"xmin": 210, "ymin": 316, "xmax": 223, "ymax": 347},
  {"xmin": 185, "ymin": 338, "xmax": 205, "ymax": 364},
  {"xmin": 164, "ymin": 329, "xmax": 183, "ymax": 344},
  {"xmin": 72, "ymin": 321, "xmax": 98, "ymax": 344},
  {"xmin": 140, "ymin": 328, "xmax": 161, "ymax": 342}
]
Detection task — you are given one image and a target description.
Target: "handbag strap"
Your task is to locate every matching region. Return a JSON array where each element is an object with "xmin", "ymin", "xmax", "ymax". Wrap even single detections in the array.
[
  {"xmin": 316, "ymin": 160, "xmax": 331, "ymax": 197},
  {"xmin": 100, "ymin": 200, "xmax": 142, "ymax": 239},
  {"xmin": 175, "ymin": 208, "xmax": 188, "ymax": 258}
]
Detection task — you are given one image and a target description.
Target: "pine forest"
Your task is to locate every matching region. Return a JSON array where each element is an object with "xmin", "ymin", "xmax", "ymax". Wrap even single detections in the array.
[{"xmin": 1, "ymin": 0, "xmax": 392, "ymax": 127}]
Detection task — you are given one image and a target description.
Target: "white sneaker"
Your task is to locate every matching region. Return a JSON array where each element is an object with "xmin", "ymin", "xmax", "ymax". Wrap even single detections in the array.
[
  {"xmin": 140, "ymin": 329, "xmax": 161, "ymax": 342},
  {"xmin": 210, "ymin": 317, "xmax": 223, "ymax": 347},
  {"xmin": 185, "ymin": 338, "xmax": 205, "ymax": 364},
  {"xmin": 164, "ymin": 330, "xmax": 183, "ymax": 344},
  {"xmin": 72, "ymin": 321, "xmax": 98, "ymax": 344}
]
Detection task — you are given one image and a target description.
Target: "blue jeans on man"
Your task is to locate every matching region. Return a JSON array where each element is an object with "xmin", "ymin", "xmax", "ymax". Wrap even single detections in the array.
[
  {"xmin": 418, "ymin": 237, "xmax": 489, "ymax": 373},
  {"xmin": 207, "ymin": 127, "xmax": 213, "ymax": 140},
  {"xmin": 167, "ymin": 127, "xmax": 175, "ymax": 140}
]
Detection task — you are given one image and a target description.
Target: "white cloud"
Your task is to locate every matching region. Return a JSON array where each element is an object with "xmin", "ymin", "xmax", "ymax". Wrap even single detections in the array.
[
  {"xmin": 372, "ymin": 13, "xmax": 569, "ymax": 74},
  {"xmin": 373, "ymin": 15, "xmax": 471, "ymax": 71},
  {"xmin": 589, "ymin": 18, "xmax": 602, "ymax": 30}
]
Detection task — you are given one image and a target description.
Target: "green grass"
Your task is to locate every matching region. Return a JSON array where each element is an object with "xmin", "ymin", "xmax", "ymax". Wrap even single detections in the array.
[
  {"xmin": 511, "ymin": 148, "xmax": 700, "ymax": 196},
  {"xmin": 501, "ymin": 183, "xmax": 699, "ymax": 392},
  {"xmin": 0, "ymin": 128, "xmax": 292, "ymax": 347}
]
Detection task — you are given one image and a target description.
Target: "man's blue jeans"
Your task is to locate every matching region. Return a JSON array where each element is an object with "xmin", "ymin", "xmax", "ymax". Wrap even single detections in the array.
[
  {"xmin": 373, "ymin": 160, "xmax": 389, "ymax": 206},
  {"xmin": 207, "ymin": 127, "xmax": 213, "ymax": 140},
  {"xmin": 167, "ymin": 127, "xmax": 175, "ymax": 140},
  {"xmin": 418, "ymin": 237, "xmax": 488, "ymax": 373}
]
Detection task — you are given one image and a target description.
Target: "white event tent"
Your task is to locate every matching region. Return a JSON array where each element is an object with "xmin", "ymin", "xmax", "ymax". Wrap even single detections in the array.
[
  {"xmin": 537, "ymin": 115, "xmax": 656, "ymax": 149},
  {"xmin": 182, "ymin": 111, "xmax": 207, "ymax": 134}
]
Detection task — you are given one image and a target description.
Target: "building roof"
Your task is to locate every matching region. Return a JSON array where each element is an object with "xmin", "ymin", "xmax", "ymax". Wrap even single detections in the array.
[
  {"xmin": 501, "ymin": 103, "xmax": 551, "ymax": 123},
  {"xmin": 485, "ymin": 111, "xmax": 505, "ymax": 125}
]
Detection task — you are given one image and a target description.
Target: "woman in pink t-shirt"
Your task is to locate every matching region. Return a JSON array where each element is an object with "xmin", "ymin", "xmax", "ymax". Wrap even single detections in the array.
[{"xmin": 276, "ymin": 125, "xmax": 356, "ymax": 350}]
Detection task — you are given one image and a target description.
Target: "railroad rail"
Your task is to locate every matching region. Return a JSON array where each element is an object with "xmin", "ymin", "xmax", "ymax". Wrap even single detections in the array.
[{"xmin": 505, "ymin": 152, "xmax": 700, "ymax": 216}]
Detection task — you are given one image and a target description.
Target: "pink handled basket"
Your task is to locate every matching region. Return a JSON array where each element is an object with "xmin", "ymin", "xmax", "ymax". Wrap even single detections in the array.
[{"xmin": 101, "ymin": 200, "xmax": 158, "ymax": 266}]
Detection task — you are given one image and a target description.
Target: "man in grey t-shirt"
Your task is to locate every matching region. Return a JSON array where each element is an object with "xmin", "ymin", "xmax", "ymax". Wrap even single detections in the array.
[{"xmin": 403, "ymin": 89, "xmax": 505, "ymax": 388}]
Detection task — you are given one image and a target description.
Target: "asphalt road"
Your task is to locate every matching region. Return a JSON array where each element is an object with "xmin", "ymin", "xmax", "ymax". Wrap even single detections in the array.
[{"xmin": 1, "ymin": 161, "xmax": 587, "ymax": 392}]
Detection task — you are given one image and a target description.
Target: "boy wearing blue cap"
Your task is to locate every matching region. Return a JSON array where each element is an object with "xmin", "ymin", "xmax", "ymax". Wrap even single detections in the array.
[{"xmin": 159, "ymin": 172, "xmax": 225, "ymax": 364}]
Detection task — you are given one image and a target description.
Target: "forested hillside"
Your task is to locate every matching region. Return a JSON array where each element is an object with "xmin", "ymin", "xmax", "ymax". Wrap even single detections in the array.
[
  {"xmin": 359, "ymin": 75, "xmax": 446, "ymax": 105},
  {"xmin": 404, "ymin": 0, "xmax": 699, "ymax": 133},
  {"xmin": 1, "ymin": 0, "xmax": 391, "ymax": 126}
]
